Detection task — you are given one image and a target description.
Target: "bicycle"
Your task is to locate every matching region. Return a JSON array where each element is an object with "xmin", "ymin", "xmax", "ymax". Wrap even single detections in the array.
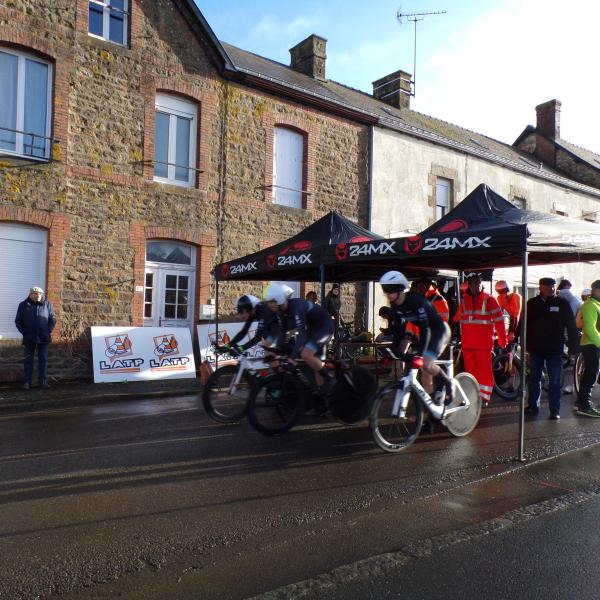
[
  {"xmin": 492, "ymin": 341, "xmax": 522, "ymax": 400},
  {"xmin": 202, "ymin": 345, "xmax": 269, "ymax": 423},
  {"xmin": 246, "ymin": 356, "xmax": 377, "ymax": 436},
  {"xmin": 369, "ymin": 346, "xmax": 481, "ymax": 453}
]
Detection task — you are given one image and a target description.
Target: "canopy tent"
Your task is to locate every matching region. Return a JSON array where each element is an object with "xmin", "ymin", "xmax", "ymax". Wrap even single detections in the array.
[
  {"xmin": 214, "ymin": 211, "xmax": 384, "ymax": 283},
  {"xmin": 322, "ymin": 183, "xmax": 600, "ymax": 273}
]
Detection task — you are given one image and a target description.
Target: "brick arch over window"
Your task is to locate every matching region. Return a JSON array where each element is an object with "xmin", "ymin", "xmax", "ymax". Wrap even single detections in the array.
[
  {"xmin": 263, "ymin": 112, "xmax": 320, "ymax": 211},
  {"xmin": 129, "ymin": 222, "xmax": 216, "ymax": 326},
  {"xmin": 0, "ymin": 207, "xmax": 71, "ymax": 338},
  {"xmin": 0, "ymin": 32, "xmax": 72, "ymax": 154},
  {"xmin": 140, "ymin": 75, "xmax": 217, "ymax": 191}
]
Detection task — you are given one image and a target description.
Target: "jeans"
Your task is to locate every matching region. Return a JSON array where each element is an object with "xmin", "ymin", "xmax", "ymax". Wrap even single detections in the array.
[
  {"xmin": 577, "ymin": 345, "xmax": 600, "ymax": 409},
  {"xmin": 24, "ymin": 342, "xmax": 49, "ymax": 385},
  {"xmin": 528, "ymin": 353, "xmax": 563, "ymax": 415}
]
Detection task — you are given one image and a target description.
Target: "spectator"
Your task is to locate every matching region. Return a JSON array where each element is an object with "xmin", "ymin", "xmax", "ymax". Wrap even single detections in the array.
[
  {"xmin": 324, "ymin": 284, "xmax": 341, "ymax": 333},
  {"xmin": 557, "ymin": 279, "xmax": 583, "ymax": 317},
  {"xmin": 14, "ymin": 286, "xmax": 56, "ymax": 390},
  {"xmin": 375, "ymin": 306, "xmax": 394, "ymax": 343},
  {"xmin": 494, "ymin": 280, "xmax": 522, "ymax": 343},
  {"xmin": 305, "ymin": 290, "xmax": 319, "ymax": 304},
  {"xmin": 574, "ymin": 280, "xmax": 600, "ymax": 418},
  {"xmin": 413, "ymin": 278, "xmax": 450, "ymax": 322},
  {"xmin": 581, "ymin": 288, "xmax": 592, "ymax": 303},
  {"xmin": 454, "ymin": 273, "xmax": 506, "ymax": 407},
  {"xmin": 525, "ymin": 277, "xmax": 579, "ymax": 420}
]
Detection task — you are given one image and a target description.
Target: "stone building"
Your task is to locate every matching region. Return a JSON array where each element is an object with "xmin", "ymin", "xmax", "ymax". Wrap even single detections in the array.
[{"xmin": 0, "ymin": 0, "xmax": 372, "ymax": 382}]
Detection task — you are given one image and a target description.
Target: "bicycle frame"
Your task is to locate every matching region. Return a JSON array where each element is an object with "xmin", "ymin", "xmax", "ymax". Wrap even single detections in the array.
[
  {"xmin": 224, "ymin": 353, "xmax": 268, "ymax": 395},
  {"xmin": 391, "ymin": 357, "xmax": 472, "ymax": 421}
]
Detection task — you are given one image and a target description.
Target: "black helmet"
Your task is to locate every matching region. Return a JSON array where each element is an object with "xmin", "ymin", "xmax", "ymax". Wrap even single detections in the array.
[{"xmin": 236, "ymin": 294, "xmax": 260, "ymax": 313}]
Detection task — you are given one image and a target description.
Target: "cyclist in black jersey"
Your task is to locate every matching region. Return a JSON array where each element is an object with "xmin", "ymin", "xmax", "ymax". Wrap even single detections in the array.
[
  {"xmin": 225, "ymin": 295, "xmax": 279, "ymax": 355},
  {"xmin": 380, "ymin": 271, "xmax": 451, "ymax": 402},
  {"xmin": 263, "ymin": 283, "xmax": 334, "ymax": 390}
]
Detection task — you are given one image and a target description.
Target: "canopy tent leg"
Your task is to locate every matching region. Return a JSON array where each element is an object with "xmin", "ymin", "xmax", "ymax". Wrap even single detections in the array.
[
  {"xmin": 320, "ymin": 264, "xmax": 326, "ymax": 306},
  {"xmin": 517, "ymin": 251, "xmax": 528, "ymax": 462},
  {"xmin": 215, "ymin": 276, "xmax": 220, "ymax": 370}
]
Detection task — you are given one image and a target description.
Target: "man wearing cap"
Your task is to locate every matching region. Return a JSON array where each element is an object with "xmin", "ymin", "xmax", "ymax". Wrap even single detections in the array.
[
  {"xmin": 14, "ymin": 287, "xmax": 56, "ymax": 390},
  {"xmin": 525, "ymin": 277, "xmax": 579, "ymax": 419},
  {"xmin": 574, "ymin": 280, "xmax": 600, "ymax": 418},
  {"xmin": 454, "ymin": 273, "xmax": 507, "ymax": 406}
]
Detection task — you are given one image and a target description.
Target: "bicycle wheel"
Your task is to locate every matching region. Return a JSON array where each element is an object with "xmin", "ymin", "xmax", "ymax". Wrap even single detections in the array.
[
  {"xmin": 492, "ymin": 353, "xmax": 522, "ymax": 400},
  {"xmin": 444, "ymin": 372, "xmax": 481, "ymax": 437},
  {"xmin": 329, "ymin": 366, "xmax": 377, "ymax": 425},
  {"xmin": 202, "ymin": 365, "xmax": 253, "ymax": 423},
  {"xmin": 370, "ymin": 383, "xmax": 423, "ymax": 453},
  {"xmin": 573, "ymin": 353, "xmax": 585, "ymax": 397},
  {"xmin": 247, "ymin": 372, "xmax": 306, "ymax": 436}
]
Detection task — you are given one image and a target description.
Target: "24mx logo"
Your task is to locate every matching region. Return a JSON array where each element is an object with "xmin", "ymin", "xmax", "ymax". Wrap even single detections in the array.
[
  {"xmin": 277, "ymin": 253, "xmax": 312, "ymax": 266},
  {"xmin": 348, "ymin": 241, "xmax": 396, "ymax": 257},
  {"xmin": 230, "ymin": 261, "xmax": 257, "ymax": 275},
  {"xmin": 422, "ymin": 236, "xmax": 491, "ymax": 251}
]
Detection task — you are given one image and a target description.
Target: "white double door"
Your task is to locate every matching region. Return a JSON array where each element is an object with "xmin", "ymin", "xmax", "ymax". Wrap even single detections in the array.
[{"xmin": 144, "ymin": 265, "xmax": 194, "ymax": 330}]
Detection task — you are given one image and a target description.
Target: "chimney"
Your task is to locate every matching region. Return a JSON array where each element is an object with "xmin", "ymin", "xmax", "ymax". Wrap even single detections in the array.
[
  {"xmin": 372, "ymin": 70, "xmax": 413, "ymax": 110},
  {"xmin": 536, "ymin": 99, "xmax": 561, "ymax": 139},
  {"xmin": 289, "ymin": 35, "xmax": 327, "ymax": 80}
]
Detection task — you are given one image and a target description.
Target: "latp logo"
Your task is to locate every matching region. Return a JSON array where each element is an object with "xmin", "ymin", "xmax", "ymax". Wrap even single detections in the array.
[
  {"xmin": 336, "ymin": 243, "xmax": 349, "ymax": 260},
  {"xmin": 150, "ymin": 334, "xmax": 190, "ymax": 371},
  {"xmin": 220, "ymin": 263, "xmax": 230, "ymax": 279},
  {"xmin": 104, "ymin": 333, "xmax": 133, "ymax": 362},
  {"xmin": 404, "ymin": 235, "xmax": 424, "ymax": 255},
  {"xmin": 153, "ymin": 334, "xmax": 179, "ymax": 360},
  {"xmin": 437, "ymin": 219, "xmax": 469, "ymax": 234}
]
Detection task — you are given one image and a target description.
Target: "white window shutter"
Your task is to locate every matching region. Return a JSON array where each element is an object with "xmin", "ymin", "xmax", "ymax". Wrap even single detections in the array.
[{"xmin": 273, "ymin": 127, "xmax": 303, "ymax": 208}]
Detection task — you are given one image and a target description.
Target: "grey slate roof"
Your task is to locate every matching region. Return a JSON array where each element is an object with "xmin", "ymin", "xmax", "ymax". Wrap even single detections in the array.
[
  {"xmin": 555, "ymin": 138, "xmax": 600, "ymax": 169},
  {"xmin": 221, "ymin": 41, "xmax": 600, "ymax": 197}
]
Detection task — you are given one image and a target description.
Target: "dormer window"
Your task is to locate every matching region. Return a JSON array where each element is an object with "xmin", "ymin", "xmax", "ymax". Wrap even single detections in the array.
[{"xmin": 88, "ymin": 1, "xmax": 128, "ymax": 46}]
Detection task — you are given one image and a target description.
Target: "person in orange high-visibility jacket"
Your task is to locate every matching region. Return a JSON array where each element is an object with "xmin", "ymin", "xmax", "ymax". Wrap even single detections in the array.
[
  {"xmin": 495, "ymin": 280, "xmax": 522, "ymax": 343},
  {"xmin": 454, "ymin": 274, "xmax": 507, "ymax": 405}
]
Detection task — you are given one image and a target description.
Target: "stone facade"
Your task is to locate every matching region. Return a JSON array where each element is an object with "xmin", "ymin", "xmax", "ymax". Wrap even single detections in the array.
[{"xmin": 0, "ymin": 0, "xmax": 370, "ymax": 382}]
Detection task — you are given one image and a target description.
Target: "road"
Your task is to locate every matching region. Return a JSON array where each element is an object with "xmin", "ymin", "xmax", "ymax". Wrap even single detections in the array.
[{"xmin": 0, "ymin": 390, "xmax": 599, "ymax": 599}]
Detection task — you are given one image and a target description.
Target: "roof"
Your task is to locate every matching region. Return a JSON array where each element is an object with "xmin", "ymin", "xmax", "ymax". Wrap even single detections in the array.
[
  {"xmin": 555, "ymin": 138, "xmax": 600, "ymax": 169},
  {"xmin": 221, "ymin": 41, "xmax": 600, "ymax": 197}
]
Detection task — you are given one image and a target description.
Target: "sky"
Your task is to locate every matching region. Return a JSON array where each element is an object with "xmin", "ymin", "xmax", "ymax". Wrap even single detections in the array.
[{"xmin": 197, "ymin": 0, "xmax": 600, "ymax": 152}]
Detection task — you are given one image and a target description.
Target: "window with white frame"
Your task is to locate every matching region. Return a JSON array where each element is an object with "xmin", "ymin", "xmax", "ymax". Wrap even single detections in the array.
[
  {"xmin": 273, "ymin": 126, "xmax": 304, "ymax": 208},
  {"xmin": 88, "ymin": 0, "xmax": 128, "ymax": 46},
  {"xmin": 435, "ymin": 177, "xmax": 452, "ymax": 220},
  {"xmin": 512, "ymin": 196, "xmax": 526, "ymax": 209},
  {"xmin": 154, "ymin": 93, "xmax": 197, "ymax": 187},
  {"xmin": 0, "ymin": 48, "xmax": 52, "ymax": 160}
]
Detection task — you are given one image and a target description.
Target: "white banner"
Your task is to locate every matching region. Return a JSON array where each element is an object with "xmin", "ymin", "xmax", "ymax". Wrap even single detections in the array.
[
  {"xmin": 91, "ymin": 326, "xmax": 196, "ymax": 383},
  {"xmin": 197, "ymin": 322, "xmax": 267, "ymax": 368}
]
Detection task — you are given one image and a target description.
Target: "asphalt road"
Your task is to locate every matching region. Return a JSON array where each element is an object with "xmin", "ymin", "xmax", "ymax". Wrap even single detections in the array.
[{"xmin": 0, "ymin": 389, "xmax": 599, "ymax": 599}]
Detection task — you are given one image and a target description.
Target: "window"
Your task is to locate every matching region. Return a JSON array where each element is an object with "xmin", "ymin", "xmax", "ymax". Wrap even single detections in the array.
[
  {"xmin": 88, "ymin": 0, "xmax": 128, "ymax": 46},
  {"xmin": 0, "ymin": 48, "xmax": 52, "ymax": 160},
  {"xmin": 154, "ymin": 94, "xmax": 197, "ymax": 187},
  {"xmin": 273, "ymin": 126, "xmax": 304, "ymax": 208},
  {"xmin": 435, "ymin": 178, "xmax": 452, "ymax": 220},
  {"xmin": 512, "ymin": 197, "xmax": 526, "ymax": 209}
]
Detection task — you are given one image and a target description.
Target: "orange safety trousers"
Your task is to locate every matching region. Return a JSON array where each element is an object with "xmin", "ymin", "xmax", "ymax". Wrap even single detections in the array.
[{"xmin": 462, "ymin": 349, "xmax": 494, "ymax": 403}]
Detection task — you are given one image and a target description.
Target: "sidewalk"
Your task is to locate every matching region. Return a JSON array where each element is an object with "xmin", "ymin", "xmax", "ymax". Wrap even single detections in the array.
[{"xmin": 0, "ymin": 378, "xmax": 201, "ymax": 415}]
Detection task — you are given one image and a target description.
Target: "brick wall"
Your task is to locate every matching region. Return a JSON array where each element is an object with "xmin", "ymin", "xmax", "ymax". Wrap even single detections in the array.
[{"xmin": 0, "ymin": 0, "xmax": 369, "ymax": 382}]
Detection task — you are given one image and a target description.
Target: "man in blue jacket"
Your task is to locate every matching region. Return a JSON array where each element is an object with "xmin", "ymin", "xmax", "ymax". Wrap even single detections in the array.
[{"xmin": 15, "ymin": 286, "xmax": 56, "ymax": 390}]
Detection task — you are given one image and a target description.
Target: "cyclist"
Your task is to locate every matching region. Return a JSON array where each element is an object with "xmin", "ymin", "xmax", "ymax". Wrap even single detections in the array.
[
  {"xmin": 224, "ymin": 294, "xmax": 280, "ymax": 355},
  {"xmin": 494, "ymin": 280, "xmax": 522, "ymax": 343},
  {"xmin": 263, "ymin": 282, "xmax": 335, "ymax": 394},
  {"xmin": 379, "ymin": 271, "xmax": 451, "ymax": 403}
]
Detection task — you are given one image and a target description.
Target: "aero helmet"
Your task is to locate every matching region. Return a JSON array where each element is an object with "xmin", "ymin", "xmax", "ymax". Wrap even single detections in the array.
[
  {"xmin": 236, "ymin": 294, "xmax": 261, "ymax": 313},
  {"xmin": 263, "ymin": 283, "xmax": 294, "ymax": 305},
  {"xmin": 379, "ymin": 271, "xmax": 409, "ymax": 294}
]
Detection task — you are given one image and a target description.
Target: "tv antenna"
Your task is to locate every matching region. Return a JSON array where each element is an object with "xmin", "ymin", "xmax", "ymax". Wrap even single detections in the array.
[{"xmin": 397, "ymin": 7, "xmax": 447, "ymax": 97}]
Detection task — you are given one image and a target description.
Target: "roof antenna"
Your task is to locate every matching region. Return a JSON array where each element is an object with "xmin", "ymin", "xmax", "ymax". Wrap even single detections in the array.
[{"xmin": 397, "ymin": 6, "xmax": 447, "ymax": 97}]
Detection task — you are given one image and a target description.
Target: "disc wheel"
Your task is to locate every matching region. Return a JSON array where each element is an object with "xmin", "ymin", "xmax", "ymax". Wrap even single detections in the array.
[
  {"xmin": 202, "ymin": 365, "xmax": 253, "ymax": 423},
  {"xmin": 329, "ymin": 366, "xmax": 377, "ymax": 425},
  {"xmin": 370, "ymin": 384, "xmax": 423, "ymax": 453},
  {"xmin": 492, "ymin": 353, "xmax": 522, "ymax": 400},
  {"xmin": 247, "ymin": 373, "xmax": 305, "ymax": 436},
  {"xmin": 444, "ymin": 372, "xmax": 481, "ymax": 437}
]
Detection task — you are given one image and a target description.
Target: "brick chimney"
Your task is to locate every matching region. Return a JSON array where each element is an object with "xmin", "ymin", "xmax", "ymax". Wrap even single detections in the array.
[
  {"xmin": 372, "ymin": 70, "xmax": 413, "ymax": 110},
  {"xmin": 289, "ymin": 35, "xmax": 327, "ymax": 80},
  {"xmin": 536, "ymin": 99, "xmax": 561, "ymax": 139}
]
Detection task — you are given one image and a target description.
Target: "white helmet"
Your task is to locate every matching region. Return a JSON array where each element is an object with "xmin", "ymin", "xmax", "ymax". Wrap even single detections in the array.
[
  {"xmin": 236, "ymin": 294, "xmax": 261, "ymax": 313},
  {"xmin": 263, "ymin": 283, "xmax": 294, "ymax": 305},
  {"xmin": 495, "ymin": 280, "xmax": 511, "ymax": 293},
  {"xmin": 379, "ymin": 271, "xmax": 409, "ymax": 293}
]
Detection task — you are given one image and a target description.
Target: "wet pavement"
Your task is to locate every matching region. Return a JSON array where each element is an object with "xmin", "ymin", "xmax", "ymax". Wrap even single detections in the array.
[{"xmin": 0, "ymin": 385, "xmax": 599, "ymax": 599}]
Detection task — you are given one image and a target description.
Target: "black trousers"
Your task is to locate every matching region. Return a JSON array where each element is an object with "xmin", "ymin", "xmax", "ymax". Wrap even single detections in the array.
[{"xmin": 577, "ymin": 344, "xmax": 600, "ymax": 408}]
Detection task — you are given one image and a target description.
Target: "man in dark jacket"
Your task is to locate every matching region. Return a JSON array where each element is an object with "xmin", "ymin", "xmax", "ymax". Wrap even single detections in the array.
[
  {"xmin": 525, "ymin": 277, "xmax": 579, "ymax": 419},
  {"xmin": 15, "ymin": 286, "xmax": 56, "ymax": 390}
]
